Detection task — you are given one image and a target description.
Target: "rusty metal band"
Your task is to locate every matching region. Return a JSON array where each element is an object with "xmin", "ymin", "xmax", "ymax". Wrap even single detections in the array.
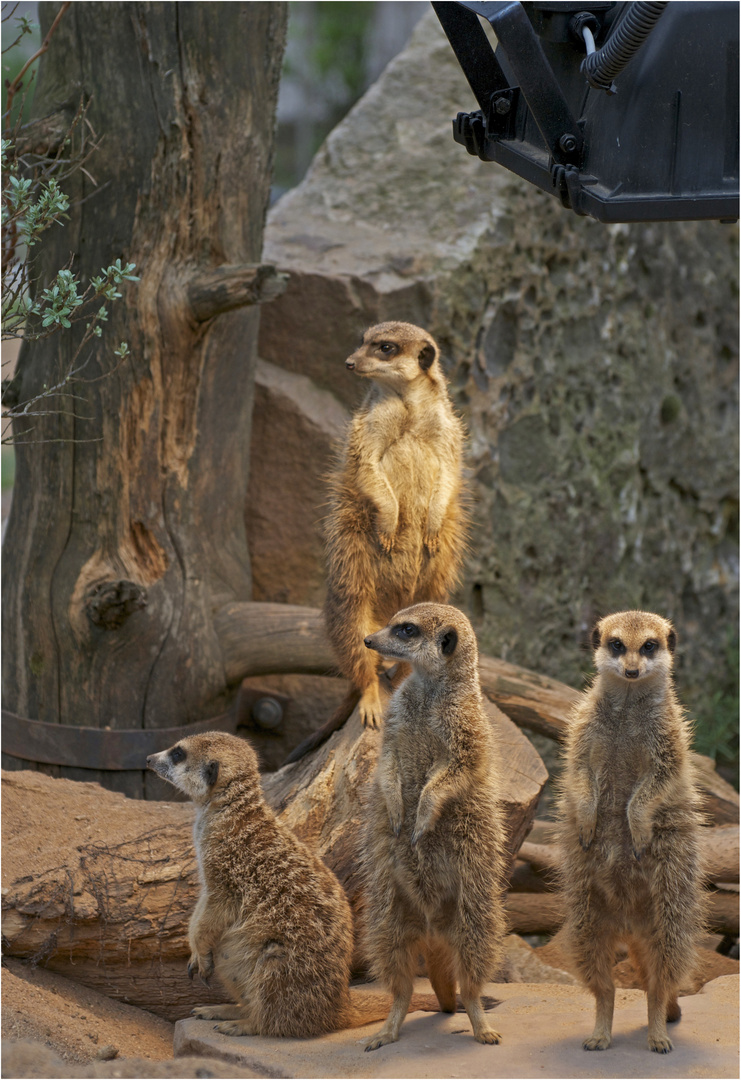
[{"xmin": 1, "ymin": 709, "xmax": 240, "ymax": 771}]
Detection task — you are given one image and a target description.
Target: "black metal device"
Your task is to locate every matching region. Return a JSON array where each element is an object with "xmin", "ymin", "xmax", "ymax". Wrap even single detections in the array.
[{"xmin": 433, "ymin": 1, "xmax": 739, "ymax": 222}]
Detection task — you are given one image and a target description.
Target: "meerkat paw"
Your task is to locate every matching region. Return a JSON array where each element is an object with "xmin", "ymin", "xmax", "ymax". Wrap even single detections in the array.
[
  {"xmin": 473, "ymin": 1026, "xmax": 501, "ymax": 1045},
  {"xmin": 359, "ymin": 689, "xmax": 384, "ymax": 730},
  {"xmin": 648, "ymin": 1033, "xmax": 674, "ymax": 1054},
  {"xmin": 583, "ymin": 1033, "xmax": 611, "ymax": 1051},
  {"xmin": 192, "ymin": 1005, "xmax": 242, "ymax": 1021},
  {"xmin": 187, "ymin": 951, "xmax": 214, "ymax": 984},
  {"xmin": 364, "ymin": 1030, "xmax": 398, "ymax": 1052},
  {"xmin": 424, "ymin": 532, "xmax": 440, "ymax": 557},
  {"xmin": 377, "ymin": 530, "xmax": 396, "ymax": 555},
  {"xmin": 214, "ymin": 1020, "xmax": 257, "ymax": 1038},
  {"xmin": 578, "ymin": 820, "xmax": 596, "ymax": 850}
]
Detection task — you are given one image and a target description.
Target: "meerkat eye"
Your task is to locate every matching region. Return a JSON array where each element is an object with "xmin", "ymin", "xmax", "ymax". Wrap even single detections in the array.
[
  {"xmin": 377, "ymin": 341, "xmax": 396, "ymax": 357},
  {"xmin": 640, "ymin": 640, "xmax": 658, "ymax": 656},
  {"xmin": 169, "ymin": 745, "xmax": 186, "ymax": 764},
  {"xmin": 393, "ymin": 622, "xmax": 419, "ymax": 639},
  {"xmin": 609, "ymin": 639, "xmax": 625, "ymax": 656}
]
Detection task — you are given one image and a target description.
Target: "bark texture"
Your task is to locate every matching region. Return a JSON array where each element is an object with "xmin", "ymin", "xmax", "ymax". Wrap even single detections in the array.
[{"xmin": 2, "ymin": 3, "xmax": 287, "ymax": 798}]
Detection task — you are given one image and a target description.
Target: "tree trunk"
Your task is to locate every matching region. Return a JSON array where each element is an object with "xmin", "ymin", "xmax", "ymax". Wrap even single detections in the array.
[{"xmin": 2, "ymin": 3, "xmax": 287, "ymax": 798}]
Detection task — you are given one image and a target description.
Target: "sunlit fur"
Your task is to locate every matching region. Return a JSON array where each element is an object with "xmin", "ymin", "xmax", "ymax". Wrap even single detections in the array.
[
  {"xmin": 324, "ymin": 322, "xmax": 468, "ymax": 730},
  {"xmin": 556, "ymin": 611, "xmax": 705, "ymax": 1054},
  {"xmin": 147, "ymin": 732, "xmax": 393, "ymax": 1038},
  {"xmin": 362, "ymin": 604, "xmax": 506, "ymax": 1050}
]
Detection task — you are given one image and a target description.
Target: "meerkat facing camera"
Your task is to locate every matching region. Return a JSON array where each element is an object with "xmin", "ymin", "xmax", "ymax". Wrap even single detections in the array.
[
  {"xmin": 147, "ymin": 732, "xmax": 444, "ymax": 1038},
  {"xmin": 361, "ymin": 602, "xmax": 506, "ymax": 1051},
  {"xmin": 315, "ymin": 322, "xmax": 467, "ymax": 742},
  {"xmin": 557, "ymin": 610, "xmax": 705, "ymax": 1054}
]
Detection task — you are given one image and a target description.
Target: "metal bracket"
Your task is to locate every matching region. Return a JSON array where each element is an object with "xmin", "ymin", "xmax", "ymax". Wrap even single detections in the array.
[{"xmin": 1, "ymin": 683, "xmax": 290, "ymax": 771}]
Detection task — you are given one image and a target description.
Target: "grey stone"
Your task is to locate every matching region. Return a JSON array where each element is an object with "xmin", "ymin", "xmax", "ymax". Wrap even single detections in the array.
[{"xmin": 253, "ymin": 11, "xmax": 739, "ymax": 732}]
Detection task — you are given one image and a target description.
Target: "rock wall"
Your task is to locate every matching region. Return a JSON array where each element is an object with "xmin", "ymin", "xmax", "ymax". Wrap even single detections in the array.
[{"xmin": 247, "ymin": 12, "xmax": 739, "ymax": 729}]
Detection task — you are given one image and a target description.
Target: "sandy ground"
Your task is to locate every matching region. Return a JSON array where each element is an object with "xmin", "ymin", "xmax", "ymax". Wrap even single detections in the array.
[{"xmin": 175, "ymin": 975, "xmax": 740, "ymax": 1080}]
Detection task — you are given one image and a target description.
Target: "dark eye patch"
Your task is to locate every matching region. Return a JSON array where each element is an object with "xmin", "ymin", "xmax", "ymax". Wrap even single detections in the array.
[
  {"xmin": 609, "ymin": 639, "xmax": 626, "ymax": 656},
  {"xmin": 375, "ymin": 341, "xmax": 398, "ymax": 358},
  {"xmin": 640, "ymin": 640, "xmax": 658, "ymax": 656},
  {"xmin": 170, "ymin": 745, "xmax": 186, "ymax": 764},
  {"xmin": 393, "ymin": 622, "xmax": 419, "ymax": 639}
]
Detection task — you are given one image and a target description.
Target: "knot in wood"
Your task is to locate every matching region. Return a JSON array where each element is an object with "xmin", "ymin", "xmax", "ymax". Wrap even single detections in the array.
[{"xmin": 85, "ymin": 580, "xmax": 147, "ymax": 630}]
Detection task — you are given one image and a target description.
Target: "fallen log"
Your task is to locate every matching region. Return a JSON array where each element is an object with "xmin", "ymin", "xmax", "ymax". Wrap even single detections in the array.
[
  {"xmin": 1, "ymin": 701, "xmax": 547, "ymax": 1020},
  {"xmin": 505, "ymin": 888, "xmax": 739, "ymax": 937},
  {"xmin": 514, "ymin": 826, "xmax": 740, "ymax": 886}
]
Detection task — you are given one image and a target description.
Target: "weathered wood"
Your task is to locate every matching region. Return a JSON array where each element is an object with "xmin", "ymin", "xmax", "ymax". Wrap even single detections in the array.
[
  {"xmin": 505, "ymin": 887, "xmax": 739, "ymax": 937},
  {"xmin": 187, "ymin": 264, "xmax": 289, "ymax": 322},
  {"xmin": 214, "ymin": 602, "xmax": 335, "ymax": 684},
  {"xmin": 515, "ymin": 827, "xmax": 739, "ymax": 885},
  {"xmin": 1, "ymin": 3, "xmax": 288, "ymax": 800}
]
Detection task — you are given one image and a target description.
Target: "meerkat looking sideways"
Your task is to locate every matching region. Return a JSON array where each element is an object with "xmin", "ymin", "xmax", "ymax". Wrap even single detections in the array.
[
  {"xmin": 362, "ymin": 603, "xmax": 506, "ymax": 1051},
  {"xmin": 285, "ymin": 322, "xmax": 467, "ymax": 765},
  {"xmin": 147, "ymin": 732, "xmax": 443, "ymax": 1038},
  {"xmin": 558, "ymin": 610, "xmax": 705, "ymax": 1054}
]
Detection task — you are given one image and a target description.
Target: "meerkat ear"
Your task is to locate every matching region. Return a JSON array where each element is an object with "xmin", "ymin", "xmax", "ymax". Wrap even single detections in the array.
[
  {"xmin": 667, "ymin": 629, "xmax": 676, "ymax": 653},
  {"xmin": 591, "ymin": 625, "xmax": 601, "ymax": 651},
  {"xmin": 418, "ymin": 343, "xmax": 436, "ymax": 371},
  {"xmin": 440, "ymin": 628, "xmax": 458, "ymax": 656},
  {"xmin": 204, "ymin": 760, "xmax": 219, "ymax": 787}
]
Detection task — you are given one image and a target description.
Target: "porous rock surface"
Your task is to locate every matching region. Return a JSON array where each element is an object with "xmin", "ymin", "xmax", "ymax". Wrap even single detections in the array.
[{"xmin": 248, "ymin": 10, "xmax": 739, "ymax": 724}]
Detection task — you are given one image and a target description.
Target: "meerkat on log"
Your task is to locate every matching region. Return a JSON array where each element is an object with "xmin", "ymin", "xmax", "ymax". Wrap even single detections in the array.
[
  {"xmin": 146, "ymin": 731, "xmax": 444, "ymax": 1038},
  {"xmin": 284, "ymin": 322, "xmax": 467, "ymax": 765},
  {"xmin": 361, "ymin": 603, "xmax": 506, "ymax": 1051},
  {"xmin": 557, "ymin": 610, "xmax": 705, "ymax": 1054}
]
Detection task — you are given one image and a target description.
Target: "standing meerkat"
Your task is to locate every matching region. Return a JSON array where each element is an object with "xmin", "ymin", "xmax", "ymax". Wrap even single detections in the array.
[
  {"xmin": 557, "ymin": 610, "xmax": 705, "ymax": 1054},
  {"xmin": 147, "ymin": 731, "xmax": 443, "ymax": 1038},
  {"xmin": 361, "ymin": 602, "xmax": 506, "ymax": 1051},
  {"xmin": 285, "ymin": 322, "xmax": 467, "ymax": 765}
]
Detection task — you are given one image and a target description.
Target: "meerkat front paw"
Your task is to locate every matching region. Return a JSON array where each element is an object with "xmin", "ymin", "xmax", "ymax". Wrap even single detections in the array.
[
  {"xmin": 377, "ymin": 530, "xmax": 396, "ymax": 554},
  {"xmin": 577, "ymin": 813, "xmax": 597, "ymax": 850},
  {"xmin": 187, "ymin": 951, "xmax": 214, "ymax": 984},
  {"xmin": 628, "ymin": 814, "xmax": 653, "ymax": 858},
  {"xmin": 424, "ymin": 532, "xmax": 440, "ymax": 557}
]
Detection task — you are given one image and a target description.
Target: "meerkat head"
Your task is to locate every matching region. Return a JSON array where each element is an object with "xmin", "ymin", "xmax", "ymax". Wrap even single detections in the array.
[
  {"xmin": 345, "ymin": 322, "xmax": 440, "ymax": 389},
  {"xmin": 146, "ymin": 731, "xmax": 260, "ymax": 805},
  {"xmin": 364, "ymin": 602, "xmax": 478, "ymax": 678},
  {"xmin": 591, "ymin": 610, "xmax": 676, "ymax": 685}
]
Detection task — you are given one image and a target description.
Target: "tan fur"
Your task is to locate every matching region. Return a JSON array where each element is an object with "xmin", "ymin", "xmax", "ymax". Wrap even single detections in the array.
[
  {"xmin": 146, "ymin": 732, "xmax": 443, "ymax": 1038},
  {"xmin": 324, "ymin": 322, "xmax": 467, "ymax": 730},
  {"xmin": 361, "ymin": 603, "xmax": 506, "ymax": 1051},
  {"xmin": 556, "ymin": 611, "xmax": 705, "ymax": 1054}
]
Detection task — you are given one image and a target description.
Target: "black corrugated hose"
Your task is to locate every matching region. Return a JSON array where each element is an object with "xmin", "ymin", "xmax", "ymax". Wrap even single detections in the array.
[{"xmin": 581, "ymin": 2, "xmax": 669, "ymax": 93}]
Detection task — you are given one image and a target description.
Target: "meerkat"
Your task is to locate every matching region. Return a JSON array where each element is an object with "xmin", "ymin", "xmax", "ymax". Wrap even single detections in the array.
[
  {"xmin": 146, "ymin": 731, "xmax": 444, "ymax": 1038},
  {"xmin": 284, "ymin": 322, "xmax": 467, "ymax": 766},
  {"xmin": 361, "ymin": 602, "xmax": 507, "ymax": 1051},
  {"xmin": 557, "ymin": 610, "xmax": 705, "ymax": 1054}
]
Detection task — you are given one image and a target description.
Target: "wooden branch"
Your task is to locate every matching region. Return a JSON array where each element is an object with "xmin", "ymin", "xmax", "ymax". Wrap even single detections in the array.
[
  {"xmin": 515, "ymin": 827, "xmax": 739, "ymax": 885},
  {"xmin": 187, "ymin": 264, "xmax": 288, "ymax": 322},
  {"xmin": 215, "ymin": 601, "xmax": 335, "ymax": 684},
  {"xmin": 3, "ymin": 2, "xmax": 71, "ymax": 122},
  {"xmin": 478, "ymin": 656, "xmax": 579, "ymax": 741}
]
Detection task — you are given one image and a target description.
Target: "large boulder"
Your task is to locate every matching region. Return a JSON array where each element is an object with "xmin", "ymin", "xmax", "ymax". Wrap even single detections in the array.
[{"xmin": 247, "ymin": 12, "xmax": 738, "ymax": 726}]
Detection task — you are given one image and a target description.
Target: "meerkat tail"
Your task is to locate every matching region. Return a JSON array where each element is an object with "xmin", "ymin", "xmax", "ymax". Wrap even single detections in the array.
[
  {"xmin": 281, "ymin": 687, "xmax": 361, "ymax": 766},
  {"xmin": 342, "ymin": 989, "xmax": 462, "ymax": 1029}
]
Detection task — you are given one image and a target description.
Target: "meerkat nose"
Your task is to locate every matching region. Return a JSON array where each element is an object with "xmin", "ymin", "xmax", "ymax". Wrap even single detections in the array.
[
  {"xmin": 346, "ymin": 360, "xmax": 355, "ymax": 370},
  {"xmin": 624, "ymin": 669, "xmax": 640, "ymax": 679},
  {"xmin": 364, "ymin": 636, "xmax": 374, "ymax": 648}
]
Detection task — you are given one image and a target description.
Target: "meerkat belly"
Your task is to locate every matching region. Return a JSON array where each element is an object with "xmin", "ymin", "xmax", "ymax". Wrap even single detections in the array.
[{"xmin": 381, "ymin": 436, "xmax": 440, "ymax": 524}]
